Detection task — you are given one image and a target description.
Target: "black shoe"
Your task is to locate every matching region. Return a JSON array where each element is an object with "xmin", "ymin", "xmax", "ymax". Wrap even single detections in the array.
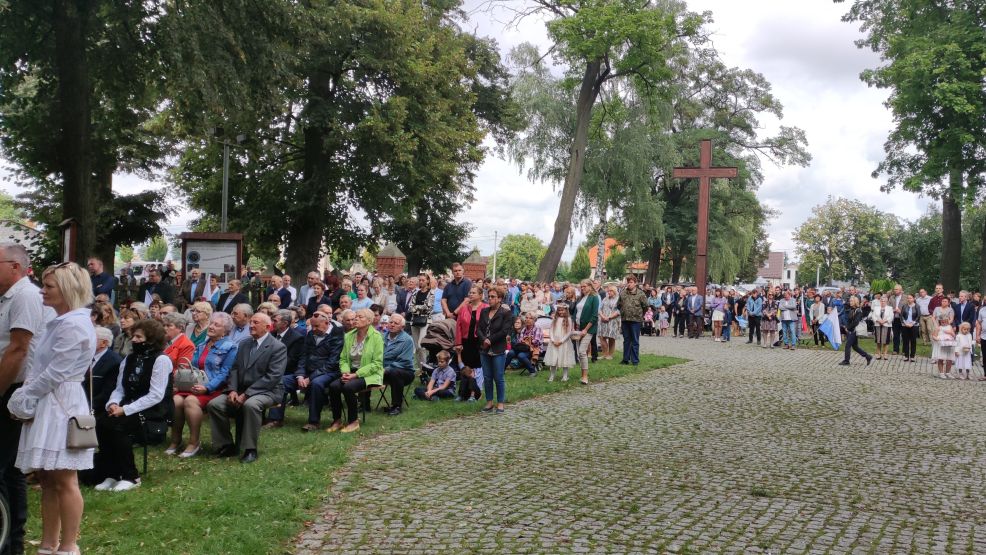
[
  {"xmin": 239, "ymin": 449, "xmax": 258, "ymax": 464},
  {"xmin": 387, "ymin": 406, "xmax": 402, "ymax": 416},
  {"xmin": 866, "ymin": 356, "xmax": 873, "ymax": 366},
  {"xmin": 619, "ymin": 360, "xmax": 630, "ymax": 365},
  {"xmin": 838, "ymin": 361, "xmax": 851, "ymax": 366},
  {"xmin": 215, "ymin": 444, "xmax": 239, "ymax": 458},
  {"xmin": 746, "ymin": 340, "xmax": 752, "ymax": 344}
]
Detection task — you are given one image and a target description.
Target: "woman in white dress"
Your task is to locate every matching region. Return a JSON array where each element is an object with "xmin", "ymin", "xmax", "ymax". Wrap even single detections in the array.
[{"xmin": 7, "ymin": 262, "xmax": 96, "ymax": 555}]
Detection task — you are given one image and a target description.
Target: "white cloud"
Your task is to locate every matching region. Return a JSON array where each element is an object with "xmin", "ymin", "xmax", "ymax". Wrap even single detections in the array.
[{"xmin": 1, "ymin": 1, "xmax": 935, "ymax": 265}]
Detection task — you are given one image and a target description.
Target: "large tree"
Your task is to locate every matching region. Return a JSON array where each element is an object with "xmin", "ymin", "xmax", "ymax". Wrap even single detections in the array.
[
  {"xmin": 506, "ymin": 0, "xmax": 707, "ymax": 282},
  {"xmin": 793, "ymin": 197, "xmax": 901, "ymax": 285},
  {"xmin": 494, "ymin": 233, "xmax": 546, "ymax": 281},
  {"xmin": 0, "ymin": 1, "xmax": 171, "ymax": 268},
  {"xmin": 838, "ymin": 0, "xmax": 986, "ymax": 291},
  {"xmin": 169, "ymin": 1, "xmax": 515, "ymax": 278}
]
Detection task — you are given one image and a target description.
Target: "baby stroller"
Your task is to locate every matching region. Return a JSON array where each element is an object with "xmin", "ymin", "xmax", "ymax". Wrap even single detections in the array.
[{"xmin": 419, "ymin": 318, "xmax": 456, "ymax": 383}]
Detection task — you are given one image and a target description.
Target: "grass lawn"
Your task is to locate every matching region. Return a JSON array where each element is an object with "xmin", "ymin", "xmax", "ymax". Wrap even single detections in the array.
[{"xmin": 25, "ymin": 353, "xmax": 684, "ymax": 555}]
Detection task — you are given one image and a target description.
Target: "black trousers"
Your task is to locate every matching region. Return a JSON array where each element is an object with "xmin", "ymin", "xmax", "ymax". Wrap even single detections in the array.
[
  {"xmin": 328, "ymin": 377, "xmax": 368, "ymax": 424},
  {"xmin": 0, "ymin": 384, "xmax": 27, "ymax": 555},
  {"xmin": 891, "ymin": 318, "xmax": 903, "ymax": 353},
  {"xmin": 687, "ymin": 313, "xmax": 703, "ymax": 338},
  {"xmin": 673, "ymin": 311, "xmax": 687, "ymax": 336},
  {"xmin": 902, "ymin": 326, "xmax": 918, "ymax": 359},
  {"xmin": 843, "ymin": 331, "xmax": 870, "ymax": 363},
  {"xmin": 812, "ymin": 323, "xmax": 827, "ymax": 346},
  {"xmin": 747, "ymin": 316, "xmax": 761, "ymax": 344},
  {"xmin": 94, "ymin": 413, "xmax": 142, "ymax": 482},
  {"xmin": 383, "ymin": 368, "xmax": 415, "ymax": 409},
  {"xmin": 457, "ymin": 377, "xmax": 481, "ymax": 400},
  {"xmin": 590, "ymin": 333, "xmax": 598, "ymax": 361}
]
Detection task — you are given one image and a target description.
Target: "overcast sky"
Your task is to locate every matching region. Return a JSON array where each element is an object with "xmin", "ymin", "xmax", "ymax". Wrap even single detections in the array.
[{"xmin": 0, "ymin": 0, "xmax": 935, "ymax": 263}]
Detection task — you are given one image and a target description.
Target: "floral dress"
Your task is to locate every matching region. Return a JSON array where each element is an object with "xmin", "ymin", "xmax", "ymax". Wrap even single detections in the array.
[
  {"xmin": 598, "ymin": 295, "xmax": 621, "ymax": 339},
  {"xmin": 761, "ymin": 300, "xmax": 779, "ymax": 332}
]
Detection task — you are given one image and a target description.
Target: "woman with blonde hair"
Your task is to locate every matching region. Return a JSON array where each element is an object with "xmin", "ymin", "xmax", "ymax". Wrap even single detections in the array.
[
  {"xmin": 184, "ymin": 300, "xmax": 213, "ymax": 348},
  {"xmin": 7, "ymin": 262, "xmax": 97, "ymax": 555}
]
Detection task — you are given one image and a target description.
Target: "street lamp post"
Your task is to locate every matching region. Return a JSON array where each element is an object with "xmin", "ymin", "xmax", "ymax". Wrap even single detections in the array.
[{"xmin": 208, "ymin": 127, "xmax": 246, "ymax": 233}]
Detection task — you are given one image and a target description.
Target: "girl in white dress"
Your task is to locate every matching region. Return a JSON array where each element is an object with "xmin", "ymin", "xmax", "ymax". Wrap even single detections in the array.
[
  {"xmin": 7, "ymin": 262, "xmax": 96, "ymax": 555},
  {"xmin": 544, "ymin": 303, "xmax": 575, "ymax": 382},
  {"xmin": 954, "ymin": 322, "xmax": 974, "ymax": 380}
]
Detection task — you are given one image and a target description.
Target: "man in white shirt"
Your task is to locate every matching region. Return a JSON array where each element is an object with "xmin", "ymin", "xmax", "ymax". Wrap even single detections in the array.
[
  {"xmin": 298, "ymin": 271, "xmax": 320, "ymax": 306},
  {"xmin": 0, "ymin": 243, "xmax": 46, "ymax": 555},
  {"xmin": 283, "ymin": 274, "xmax": 298, "ymax": 306},
  {"xmin": 915, "ymin": 288, "xmax": 933, "ymax": 344}
]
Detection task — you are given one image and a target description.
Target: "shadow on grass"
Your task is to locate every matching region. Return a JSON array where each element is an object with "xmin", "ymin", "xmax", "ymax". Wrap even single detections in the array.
[{"xmin": 26, "ymin": 353, "xmax": 684, "ymax": 554}]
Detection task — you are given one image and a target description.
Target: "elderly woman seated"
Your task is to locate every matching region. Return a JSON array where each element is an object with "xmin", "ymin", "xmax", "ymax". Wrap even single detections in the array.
[
  {"xmin": 162, "ymin": 312, "xmax": 195, "ymax": 370},
  {"xmin": 166, "ymin": 311, "xmax": 238, "ymax": 458},
  {"xmin": 184, "ymin": 300, "xmax": 214, "ymax": 348},
  {"xmin": 113, "ymin": 302, "xmax": 150, "ymax": 357},
  {"xmin": 325, "ymin": 308, "xmax": 384, "ymax": 434}
]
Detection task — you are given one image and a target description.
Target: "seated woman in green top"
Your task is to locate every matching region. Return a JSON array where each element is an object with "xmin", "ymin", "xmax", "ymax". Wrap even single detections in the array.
[{"xmin": 325, "ymin": 308, "xmax": 385, "ymax": 433}]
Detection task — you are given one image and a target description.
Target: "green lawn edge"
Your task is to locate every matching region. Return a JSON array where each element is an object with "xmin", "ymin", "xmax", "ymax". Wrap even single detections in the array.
[{"xmin": 25, "ymin": 353, "xmax": 685, "ymax": 555}]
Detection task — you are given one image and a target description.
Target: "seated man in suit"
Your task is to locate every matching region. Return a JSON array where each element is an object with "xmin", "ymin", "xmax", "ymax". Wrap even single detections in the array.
[
  {"xmin": 382, "ymin": 314, "xmax": 416, "ymax": 416},
  {"xmin": 263, "ymin": 309, "xmax": 306, "ymax": 428},
  {"xmin": 293, "ymin": 311, "xmax": 345, "ymax": 431},
  {"xmin": 207, "ymin": 312, "xmax": 286, "ymax": 463},
  {"xmin": 79, "ymin": 326, "xmax": 123, "ymax": 485},
  {"xmin": 217, "ymin": 280, "xmax": 249, "ymax": 314}
]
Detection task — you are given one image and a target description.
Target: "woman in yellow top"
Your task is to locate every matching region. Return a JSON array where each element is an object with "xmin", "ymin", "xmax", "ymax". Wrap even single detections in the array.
[{"xmin": 325, "ymin": 308, "xmax": 384, "ymax": 433}]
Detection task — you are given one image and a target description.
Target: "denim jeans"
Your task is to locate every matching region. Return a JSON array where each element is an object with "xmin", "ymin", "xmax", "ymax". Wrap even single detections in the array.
[
  {"xmin": 480, "ymin": 352, "xmax": 507, "ymax": 404},
  {"xmin": 620, "ymin": 321, "xmax": 641, "ymax": 364},
  {"xmin": 782, "ymin": 320, "xmax": 797, "ymax": 347}
]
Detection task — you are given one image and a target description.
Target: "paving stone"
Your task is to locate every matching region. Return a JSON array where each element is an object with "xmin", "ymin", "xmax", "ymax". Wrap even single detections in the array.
[{"xmin": 295, "ymin": 337, "xmax": 986, "ymax": 553}]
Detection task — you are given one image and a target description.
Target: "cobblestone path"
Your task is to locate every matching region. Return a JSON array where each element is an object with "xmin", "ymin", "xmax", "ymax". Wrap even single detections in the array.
[{"xmin": 296, "ymin": 337, "xmax": 986, "ymax": 554}]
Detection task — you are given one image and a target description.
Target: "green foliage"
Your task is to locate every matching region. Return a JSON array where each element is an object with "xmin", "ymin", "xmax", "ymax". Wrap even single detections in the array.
[
  {"xmin": 793, "ymin": 197, "xmax": 901, "ymax": 284},
  {"xmin": 0, "ymin": 191, "xmax": 23, "ymax": 221},
  {"xmin": 555, "ymin": 261, "xmax": 571, "ymax": 281},
  {"xmin": 169, "ymin": 0, "xmax": 517, "ymax": 278},
  {"xmin": 141, "ymin": 235, "xmax": 170, "ymax": 262},
  {"xmin": 495, "ymin": 234, "xmax": 546, "ymax": 281},
  {"xmin": 570, "ymin": 246, "xmax": 592, "ymax": 281},
  {"xmin": 604, "ymin": 248, "xmax": 628, "ymax": 279},
  {"xmin": 118, "ymin": 245, "xmax": 135, "ymax": 264},
  {"xmin": 840, "ymin": 0, "xmax": 986, "ymax": 195},
  {"xmin": 869, "ymin": 278, "xmax": 895, "ymax": 295}
]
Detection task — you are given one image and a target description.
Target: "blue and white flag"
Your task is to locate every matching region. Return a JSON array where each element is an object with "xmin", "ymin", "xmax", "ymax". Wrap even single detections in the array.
[{"xmin": 818, "ymin": 310, "xmax": 842, "ymax": 350}]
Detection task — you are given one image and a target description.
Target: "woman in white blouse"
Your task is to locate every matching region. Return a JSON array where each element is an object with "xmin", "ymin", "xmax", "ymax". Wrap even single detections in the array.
[
  {"xmin": 871, "ymin": 293, "xmax": 895, "ymax": 360},
  {"xmin": 93, "ymin": 318, "xmax": 172, "ymax": 493},
  {"xmin": 7, "ymin": 262, "xmax": 95, "ymax": 555}
]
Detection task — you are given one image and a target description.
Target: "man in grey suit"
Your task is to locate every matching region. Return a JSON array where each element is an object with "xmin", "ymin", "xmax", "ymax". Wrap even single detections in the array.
[
  {"xmin": 687, "ymin": 286, "xmax": 705, "ymax": 339},
  {"xmin": 207, "ymin": 312, "xmax": 287, "ymax": 463}
]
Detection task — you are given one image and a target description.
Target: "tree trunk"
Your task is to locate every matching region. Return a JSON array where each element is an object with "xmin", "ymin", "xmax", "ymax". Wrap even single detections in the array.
[
  {"xmin": 93, "ymin": 165, "xmax": 116, "ymax": 273},
  {"xmin": 979, "ymin": 210, "xmax": 986, "ymax": 296},
  {"xmin": 594, "ymin": 206, "xmax": 607, "ymax": 279},
  {"xmin": 670, "ymin": 252, "xmax": 683, "ymax": 284},
  {"xmin": 284, "ymin": 68, "xmax": 335, "ymax": 279},
  {"xmin": 535, "ymin": 59, "xmax": 605, "ymax": 282},
  {"xmin": 941, "ymin": 178, "xmax": 962, "ymax": 292},
  {"xmin": 644, "ymin": 239, "xmax": 662, "ymax": 286},
  {"xmin": 53, "ymin": 0, "xmax": 94, "ymax": 263}
]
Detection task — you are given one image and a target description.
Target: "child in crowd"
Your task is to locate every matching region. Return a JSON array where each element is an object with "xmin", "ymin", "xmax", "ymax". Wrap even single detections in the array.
[
  {"xmin": 658, "ymin": 305, "xmax": 669, "ymax": 336},
  {"xmin": 415, "ymin": 350, "xmax": 456, "ymax": 401},
  {"xmin": 545, "ymin": 303, "xmax": 575, "ymax": 382},
  {"xmin": 642, "ymin": 307, "xmax": 654, "ymax": 336},
  {"xmin": 954, "ymin": 322, "xmax": 974, "ymax": 380}
]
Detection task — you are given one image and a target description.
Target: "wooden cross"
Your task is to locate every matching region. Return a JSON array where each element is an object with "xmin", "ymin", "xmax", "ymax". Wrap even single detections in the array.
[{"xmin": 672, "ymin": 139, "xmax": 737, "ymax": 301}]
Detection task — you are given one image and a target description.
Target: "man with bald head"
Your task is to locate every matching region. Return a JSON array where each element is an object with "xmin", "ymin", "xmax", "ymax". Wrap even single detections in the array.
[{"xmin": 207, "ymin": 312, "xmax": 287, "ymax": 463}]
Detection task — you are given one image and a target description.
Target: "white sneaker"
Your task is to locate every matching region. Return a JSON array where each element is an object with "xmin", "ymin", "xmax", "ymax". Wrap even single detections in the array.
[
  {"xmin": 94, "ymin": 478, "xmax": 118, "ymax": 491},
  {"xmin": 112, "ymin": 479, "xmax": 140, "ymax": 492}
]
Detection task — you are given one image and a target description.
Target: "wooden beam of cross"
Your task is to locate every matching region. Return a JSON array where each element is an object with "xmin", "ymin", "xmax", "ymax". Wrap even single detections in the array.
[{"xmin": 672, "ymin": 139, "xmax": 738, "ymax": 301}]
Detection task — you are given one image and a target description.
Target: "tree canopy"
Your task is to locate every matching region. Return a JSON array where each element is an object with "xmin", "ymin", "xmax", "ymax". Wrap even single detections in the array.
[{"xmin": 495, "ymin": 233, "xmax": 546, "ymax": 281}]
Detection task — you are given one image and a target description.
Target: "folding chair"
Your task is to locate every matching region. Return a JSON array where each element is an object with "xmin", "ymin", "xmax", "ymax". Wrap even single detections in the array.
[{"xmin": 348, "ymin": 385, "xmax": 387, "ymax": 423}]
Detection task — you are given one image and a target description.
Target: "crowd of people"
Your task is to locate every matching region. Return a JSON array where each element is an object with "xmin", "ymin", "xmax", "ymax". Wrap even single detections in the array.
[{"xmin": 1, "ymin": 246, "xmax": 982, "ymax": 554}]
